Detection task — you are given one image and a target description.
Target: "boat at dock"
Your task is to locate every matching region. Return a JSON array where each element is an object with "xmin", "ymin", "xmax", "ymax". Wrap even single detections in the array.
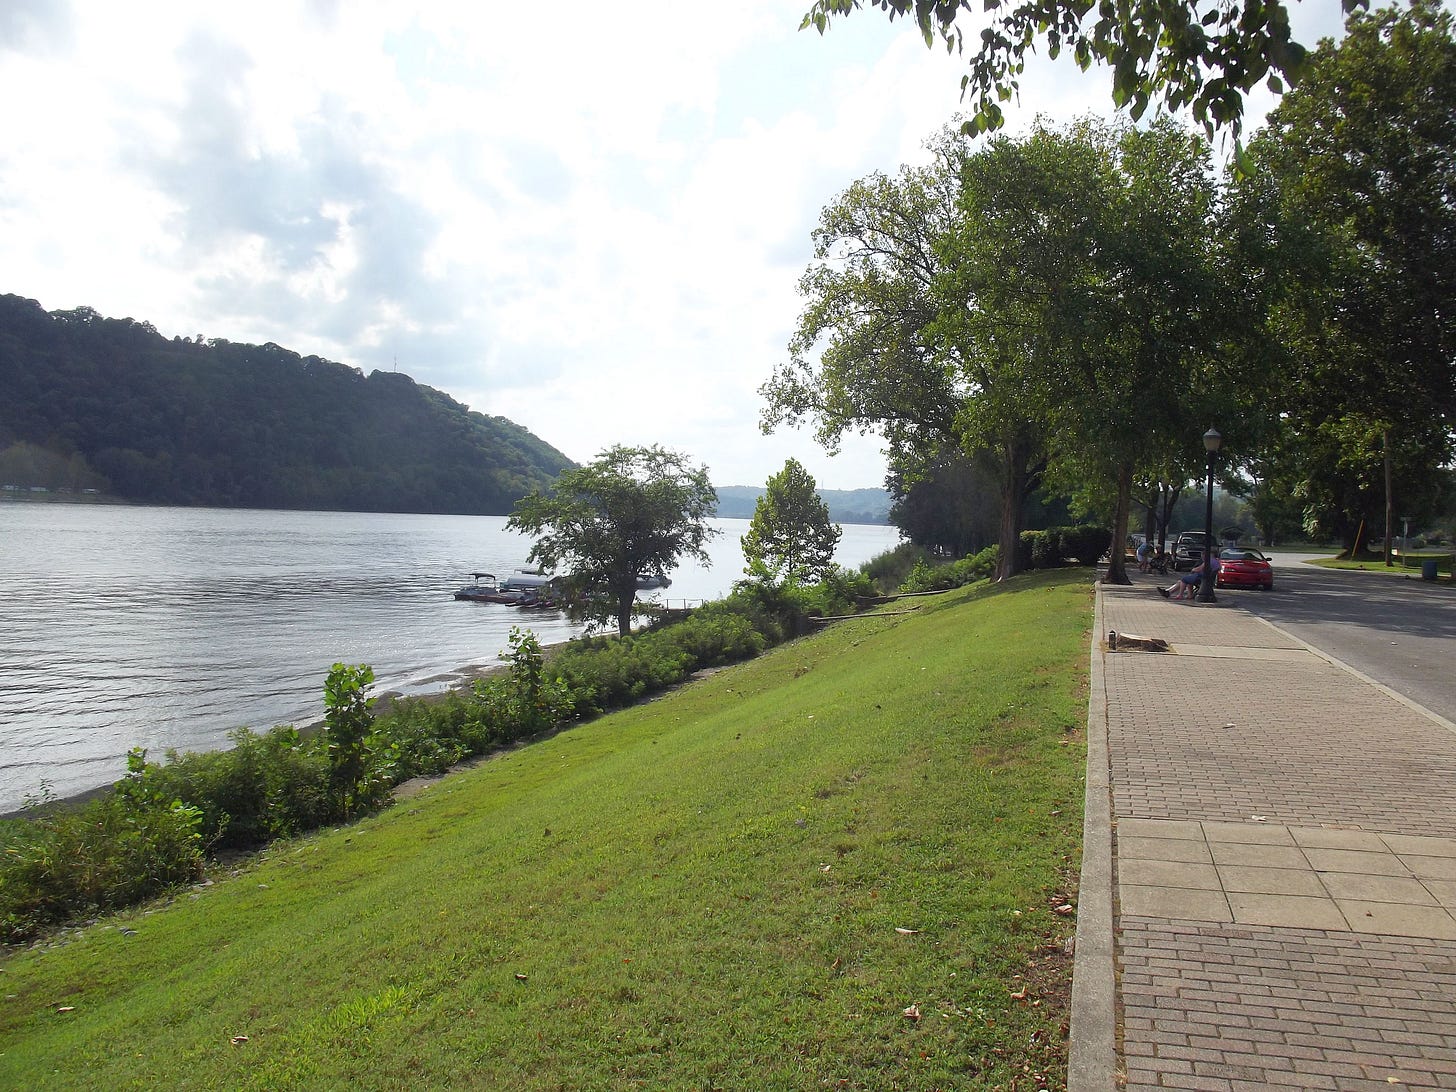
[{"xmin": 453, "ymin": 569, "xmax": 561, "ymax": 608}]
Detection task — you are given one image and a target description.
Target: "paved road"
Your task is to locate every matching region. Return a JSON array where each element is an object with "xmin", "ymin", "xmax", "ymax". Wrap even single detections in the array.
[{"xmin": 1227, "ymin": 554, "xmax": 1456, "ymax": 723}]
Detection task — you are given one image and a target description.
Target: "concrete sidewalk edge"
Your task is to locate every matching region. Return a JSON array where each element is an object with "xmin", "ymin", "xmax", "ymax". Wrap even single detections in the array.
[{"xmin": 1068, "ymin": 583, "xmax": 1117, "ymax": 1090}]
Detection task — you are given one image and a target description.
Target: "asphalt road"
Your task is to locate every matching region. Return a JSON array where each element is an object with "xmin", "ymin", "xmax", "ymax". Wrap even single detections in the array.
[{"xmin": 1228, "ymin": 552, "xmax": 1456, "ymax": 723}]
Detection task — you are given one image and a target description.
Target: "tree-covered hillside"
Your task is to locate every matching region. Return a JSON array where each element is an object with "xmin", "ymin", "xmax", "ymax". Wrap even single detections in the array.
[{"xmin": 0, "ymin": 295, "xmax": 574, "ymax": 514}]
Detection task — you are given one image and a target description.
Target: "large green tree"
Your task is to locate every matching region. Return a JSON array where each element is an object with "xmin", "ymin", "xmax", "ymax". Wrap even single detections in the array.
[
  {"xmin": 507, "ymin": 445, "xmax": 719, "ymax": 636},
  {"xmin": 802, "ymin": 0, "xmax": 1368, "ymax": 142},
  {"xmin": 762, "ymin": 128, "xmax": 1046, "ymax": 582},
  {"xmin": 1022, "ymin": 119, "xmax": 1240, "ymax": 584},
  {"xmin": 1238, "ymin": 0, "xmax": 1456, "ymax": 550},
  {"xmin": 888, "ymin": 444, "xmax": 1002, "ymax": 556},
  {"xmin": 741, "ymin": 458, "xmax": 843, "ymax": 585},
  {"xmin": 766, "ymin": 117, "xmax": 1244, "ymax": 584}
]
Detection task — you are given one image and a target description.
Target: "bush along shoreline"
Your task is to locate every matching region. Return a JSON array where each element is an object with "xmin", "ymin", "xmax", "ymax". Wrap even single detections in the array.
[{"xmin": 0, "ymin": 527, "xmax": 1106, "ymax": 942}]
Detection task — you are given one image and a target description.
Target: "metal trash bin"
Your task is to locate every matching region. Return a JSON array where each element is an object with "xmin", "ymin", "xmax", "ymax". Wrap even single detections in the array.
[{"xmin": 1422, "ymin": 559, "xmax": 1439, "ymax": 581}]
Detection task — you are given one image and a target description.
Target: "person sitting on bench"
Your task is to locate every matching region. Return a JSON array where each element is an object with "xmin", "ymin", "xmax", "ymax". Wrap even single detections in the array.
[{"xmin": 1159, "ymin": 554, "xmax": 1218, "ymax": 601}]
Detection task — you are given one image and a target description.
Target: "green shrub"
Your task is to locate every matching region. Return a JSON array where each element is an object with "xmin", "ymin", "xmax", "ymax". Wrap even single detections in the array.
[
  {"xmin": 1016, "ymin": 524, "xmax": 1110, "ymax": 570},
  {"xmin": 797, "ymin": 565, "xmax": 876, "ymax": 616},
  {"xmin": 859, "ymin": 542, "xmax": 927, "ymax": 593},
  {"xmin": 372, "ymin": 698, "xmax": 473, "ymax": 781},
  {"xmin": 720, "ymin": 580, "xmax": 811, "ymax": 641},
  {"xmin": 145, "ymin": 726, "xmax": 332, "ymax": 848},
  {"xmin": 897, "ymin": 545, "xmax": 1002, "ymax": 593},
  {"xmin": 323, "ymin": 663, "xmax": 391, "ymax": 817},
  {"xmin": 661, "ymin": 606, "xmax": 766, "ymax": 666},
  {"xmin": 963, "ymin": 544, "xmax": 1000, "ymax": 581},
  {"xmin": 474, "ymin": 628, "xmax": 573, "ymax": 740},
  {"xmin": 0, "ymin": 753, "xmax": 204, "ymax": 941},
  {"xmin": 545, "ymin": 635, "xmax": 693, "ymax": 716},
  {"xmin": 901, "ymin": 557, "xmax": 955, "ymax": 593},
  {"xmin": 1029, "ymin": 528, "xmax": 1062, "ymax": 569},
  {"xmin": 1060, "ymin": 523, "xmax": 1112, "ymax": 565}
]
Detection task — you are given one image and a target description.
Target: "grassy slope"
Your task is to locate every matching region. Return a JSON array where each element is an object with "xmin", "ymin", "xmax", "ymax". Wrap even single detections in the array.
[{"xmin": 0, "ymin": 571, "xmax": 1091, "ymax": 1091}]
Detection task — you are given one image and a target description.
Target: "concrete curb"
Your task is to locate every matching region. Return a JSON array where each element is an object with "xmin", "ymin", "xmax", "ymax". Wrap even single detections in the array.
[{"xmin": 1068, "ymin": 583, "xmax": 1117, "ymax": 1090}]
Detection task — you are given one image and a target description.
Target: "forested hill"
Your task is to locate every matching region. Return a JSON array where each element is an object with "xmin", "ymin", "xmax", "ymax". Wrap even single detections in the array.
[{"xmin": 0, "ymin": 295, "xmax": 575, "ymax": 514}]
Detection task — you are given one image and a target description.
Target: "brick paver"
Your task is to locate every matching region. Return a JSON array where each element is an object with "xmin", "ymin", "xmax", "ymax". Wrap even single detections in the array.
[{"xmin": 1084, "ymin": 578, "xmax": 1456, "ymax": 1089}]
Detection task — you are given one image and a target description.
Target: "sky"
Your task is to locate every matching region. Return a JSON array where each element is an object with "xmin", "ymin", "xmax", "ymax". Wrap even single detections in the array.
[{"xmin": 0, "ymin": 1, "xmax": 1347, "ymax": 490}]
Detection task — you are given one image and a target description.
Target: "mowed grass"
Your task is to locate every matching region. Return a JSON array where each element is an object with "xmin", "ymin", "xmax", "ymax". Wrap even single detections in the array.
[
  {"xmin": 0, "ymin": 570, "xmax": 1092, "ymax": 1091},
  {"xmin": 1309, "ymin": 554, "xmax": 1455, "ymax": 577}
]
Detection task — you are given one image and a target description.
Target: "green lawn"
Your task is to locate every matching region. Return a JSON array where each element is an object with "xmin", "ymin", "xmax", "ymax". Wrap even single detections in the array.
[
  {"xmin": 0, "ymin": 571, "xmax": 1092, "ymax": 1091},
  {"xmin": 1308, "ymin": 554, "xmax": 1454, "ymax": 577}
]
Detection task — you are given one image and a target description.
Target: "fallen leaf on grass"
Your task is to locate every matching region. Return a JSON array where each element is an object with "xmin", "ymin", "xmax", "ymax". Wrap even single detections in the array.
[
  {"xmin": 230, "ymin": 1035, "xmax": 249, "ymax": 1045},
  {"xmin": 514, "ymin": 973, "xmax": 528, "ymax": 981},
  {"xmin": 1053, "ymin": 904, "xmax": 1075, "ymax": 916},
  {"xmin": 894, "ymin": 927, "xmax": 921, "ymax": 935},
  {"xmin": 902, "ymin": 1004, "xmax": 921, "ymax": 1021},
  {"xmin": 1009, "ymin": 988, "xmax": 1028, "ymax": 1001},
  {"xmin": 55, "ymin": 1006, "xmax": 74, "ymax": 1014}
]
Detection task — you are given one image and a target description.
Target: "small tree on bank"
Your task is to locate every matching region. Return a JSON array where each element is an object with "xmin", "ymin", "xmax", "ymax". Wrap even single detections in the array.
[
  {"xmin": 741, "ymin": 458, "xmax": 842, "ymax": 586},
  {"xmin": 507, "ymin": 445, "xmax": 719, "ymax": 636}
]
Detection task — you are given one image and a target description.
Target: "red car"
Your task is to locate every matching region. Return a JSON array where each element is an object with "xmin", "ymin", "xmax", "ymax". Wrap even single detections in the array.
[{"xmin": 1216, "ymin": 548, "xmax": 1274, "ymax": 590}]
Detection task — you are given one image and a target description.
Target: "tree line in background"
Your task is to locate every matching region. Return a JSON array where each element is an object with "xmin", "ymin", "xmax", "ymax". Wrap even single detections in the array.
[
  {"xmin": 771, "ymin": 1, "xmax": 1456, "ymax": 577},
  {"xmin": 0, "ymin": 294, "xmax": 574, "ymax": 514}
]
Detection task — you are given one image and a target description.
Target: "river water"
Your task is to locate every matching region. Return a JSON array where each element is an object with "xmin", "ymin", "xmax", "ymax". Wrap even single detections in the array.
[{"xmin": 0, "ymin": 502, "xmax": 900, "ymax": 811}]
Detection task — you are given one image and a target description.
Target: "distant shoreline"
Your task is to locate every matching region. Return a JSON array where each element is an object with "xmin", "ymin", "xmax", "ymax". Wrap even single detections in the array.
[{"xmin": 0, "ymin": 491, "xmax": 127, "ymax": 505}]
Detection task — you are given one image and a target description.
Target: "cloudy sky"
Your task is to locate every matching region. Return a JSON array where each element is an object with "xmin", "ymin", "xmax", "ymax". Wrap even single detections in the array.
[{"xmin": 0, "ymin": 1, "xmax": 1345, "ymax": 490}]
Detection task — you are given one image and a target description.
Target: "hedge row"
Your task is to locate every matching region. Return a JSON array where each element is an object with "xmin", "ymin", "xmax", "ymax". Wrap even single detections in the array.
[{"xmin": 900, "ymin": 524, "xmax": 1111, "ymax": 593}]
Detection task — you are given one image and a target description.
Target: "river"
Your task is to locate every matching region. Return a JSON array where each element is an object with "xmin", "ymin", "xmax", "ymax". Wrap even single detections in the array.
[{"xmin": 0, "ymin": 502, "xmax": 901, "ymax": 811}]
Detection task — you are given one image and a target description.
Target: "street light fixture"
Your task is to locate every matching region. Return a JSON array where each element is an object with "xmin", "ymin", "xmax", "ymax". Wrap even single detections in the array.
[{"xmin": 1198, "ymin": 427, "xmax": 1222, "ymax": 603}]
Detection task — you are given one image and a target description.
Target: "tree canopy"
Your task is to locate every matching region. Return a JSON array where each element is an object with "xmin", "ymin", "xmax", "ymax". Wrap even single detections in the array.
[
  {"xmin": 765, "ymin": 116, "xmax": 1244, "ymax": 584},
  {"xmin": 801, "ymin": 0, "xmax": 1370, "ymax": 142},
  {"xmin": 1234, "ymin": 0, "xmax": 1456, "ymax": 548},
  {"xmin": 741, "ymin": 458, "xmax": 843, "ymax": 586},
  {"xmin": 507, "ymin": 445, "xmax": 719, "ymax": 636}
]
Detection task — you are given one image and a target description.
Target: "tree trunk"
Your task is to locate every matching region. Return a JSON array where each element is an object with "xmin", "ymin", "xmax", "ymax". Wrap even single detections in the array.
[
  {"xmin": 994, "ymin": 433, "xmax": 1032, "ymax": 581},
  {"xmin": 1102, "ymin": 462, "xmax": 1134, "ymax": 586},
  {"xmin": 1383, "ymin": 428, "xmax": 1394, "ymax": 566},
  {"xmin": 615, "ymin": 582, "xmax": 635, "ymax": 637}
]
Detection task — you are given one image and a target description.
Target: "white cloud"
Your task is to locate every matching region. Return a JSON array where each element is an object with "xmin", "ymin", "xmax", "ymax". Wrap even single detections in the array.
[{"xmin": 0, "ymin": 0, "xmax": 1347, "ymax": 491}]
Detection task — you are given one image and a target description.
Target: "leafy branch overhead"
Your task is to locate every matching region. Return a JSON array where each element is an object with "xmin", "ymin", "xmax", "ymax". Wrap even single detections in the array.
[{"xmin": 801, "ymin": 0, "xmax": 1371, "ymax": 139}]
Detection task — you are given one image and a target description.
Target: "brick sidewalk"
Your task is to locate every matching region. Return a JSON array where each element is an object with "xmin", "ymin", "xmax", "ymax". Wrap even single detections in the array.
[{"xmin": 1074, "ymin": 580, "xmax": 1456, "ymax": 1090}]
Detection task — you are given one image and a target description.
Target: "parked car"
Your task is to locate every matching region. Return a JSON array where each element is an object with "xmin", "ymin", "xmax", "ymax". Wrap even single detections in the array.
[
  {"xmin": 1216, "ymin": 547, "xmax": 1274, "ymax": 590},
  {"xmin": 1172, "ymin": 531, "xmax": 1213, "ymax": 571}
]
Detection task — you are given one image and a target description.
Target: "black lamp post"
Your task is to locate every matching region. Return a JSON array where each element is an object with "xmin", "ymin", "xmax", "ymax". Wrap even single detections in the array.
[{"xmin": 1198, "ymin": 427, "xmax": 1222, "ymax": 603}]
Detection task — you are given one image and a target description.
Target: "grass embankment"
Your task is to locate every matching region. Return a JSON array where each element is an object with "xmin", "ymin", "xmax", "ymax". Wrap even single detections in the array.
[{"xmin": 0, "ymin": 571, "xmax": 1091, "ymax": 1090}]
